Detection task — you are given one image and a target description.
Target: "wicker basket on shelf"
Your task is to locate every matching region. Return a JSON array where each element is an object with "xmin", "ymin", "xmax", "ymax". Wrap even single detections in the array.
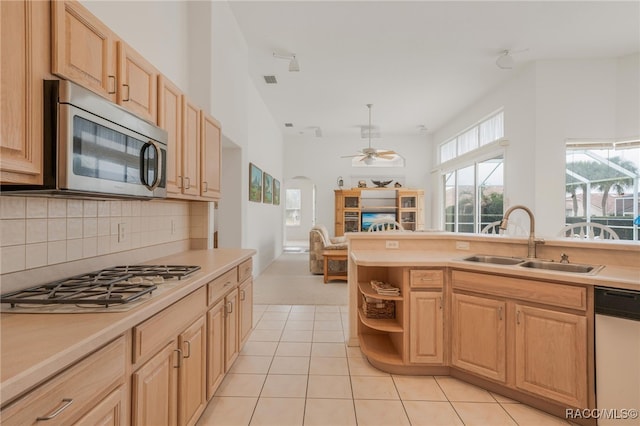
[{"xmin": 362, "ymin": 295, "xmax": 395, "ymax": 319}]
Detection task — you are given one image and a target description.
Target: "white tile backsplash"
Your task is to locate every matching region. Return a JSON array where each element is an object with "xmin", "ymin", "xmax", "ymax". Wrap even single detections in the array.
[{"xmin": 0, "ymin": 197, "xmax": 200, "ymax": 273}]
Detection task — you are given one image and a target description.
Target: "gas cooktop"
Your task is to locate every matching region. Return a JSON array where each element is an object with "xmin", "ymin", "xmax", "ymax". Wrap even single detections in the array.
[{"xmin": 0, "ymin": 265, "xmax": 200, "ymax": 313}]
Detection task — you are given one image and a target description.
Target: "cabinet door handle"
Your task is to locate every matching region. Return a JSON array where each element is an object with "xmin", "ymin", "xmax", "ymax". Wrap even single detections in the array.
[
  {"xmin": 178, "ymin": 176, "xmax": 183, "ymax": 189},
  {"xmin": 439, "ymin": 296, "xmax": 443, "ymax": 310},
  {"xmin": 227, "ymin": 302, "xmax": 233, "ymax": 314},
  {"xmin": 516, "ymin": 310, "xmax": 520, "ymax": 325},
  {"xmin": 203, "ymin": 181, "xmax": 208, "ymax": 192},
  {"xmin": 174, "ymin": 349, "xmax": 183, "ymax": 368},
  {"xmin": 122, "ymin": 84, "xmax": 130, "ymax": 102},
  {"xmin": 240, "ymin": 290, "xmax": 245, "ymax": 301},
  {"xmin": 184, "ymin": 176, "xmax": 191, "ymax": 189},
  {"xmin": 108, "ymin": 75, "xmax": 116, "ymax": 94},
  {"xmin": 183, "ymin": 341, "xmax": 191, "ymax": 359},
  {"xmin": 36, "ymin": 398, "xmax": 74, "ymax": 420}
]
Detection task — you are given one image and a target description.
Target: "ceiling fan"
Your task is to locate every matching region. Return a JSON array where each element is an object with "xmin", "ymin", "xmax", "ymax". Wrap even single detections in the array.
[{"xmin": 341, "ymin": 104, "xmax": 397, "ymax": 165}]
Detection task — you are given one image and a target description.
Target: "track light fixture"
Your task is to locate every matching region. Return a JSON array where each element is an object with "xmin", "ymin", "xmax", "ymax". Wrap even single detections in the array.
[
  {"xmin": 496, "ymin": 50, "xmax": 515, "ymax": 70},
  {"xmin": 273, "ymin": 52, "xmax": 300, "ymax": 72}
]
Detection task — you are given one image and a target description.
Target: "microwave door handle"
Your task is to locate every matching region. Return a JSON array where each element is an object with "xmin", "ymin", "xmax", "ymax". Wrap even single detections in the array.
[{"xmin": 140, "ymin": 141, "xmax": 162, "ymax": 191}]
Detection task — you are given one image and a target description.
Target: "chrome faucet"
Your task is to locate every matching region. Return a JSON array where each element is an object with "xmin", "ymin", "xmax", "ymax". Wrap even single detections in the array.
[{"xmin": 500, "ymin": 205, "xmax": 542, "ymax": 259}]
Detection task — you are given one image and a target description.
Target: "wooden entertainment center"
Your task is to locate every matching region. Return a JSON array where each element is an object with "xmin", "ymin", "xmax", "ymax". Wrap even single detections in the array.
[{"xmin": 334, "ymin": 188, "xmax": 424, "ymax": 236}]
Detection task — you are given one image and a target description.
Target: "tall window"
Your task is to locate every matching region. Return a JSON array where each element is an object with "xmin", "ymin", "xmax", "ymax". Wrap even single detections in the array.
[
  {"xmin": 443, "ymin": 156, "xmax": 504, "ymax": 233},
  {"xmin": 440, "ymin": 111, "xmax": 504, "ymax": 163},
  {"xmin": 440, "ymin": 110, "xmax": 505, "ymax": 233},
  {"xmin": 285, "ymin": 189, "xmax": 301, "ymax": 226},
  {"xmin": 565, "ymin": 141, "xmax": 639, "ymax": 240}
]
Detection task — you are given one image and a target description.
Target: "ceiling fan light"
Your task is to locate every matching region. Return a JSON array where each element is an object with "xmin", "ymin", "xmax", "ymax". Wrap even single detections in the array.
[
  {"xmin": 496, "ymin": 51, "xmax": 515, "ymax": 69},
  {"xmin": 364, "ymin": 156, "xmax": 375, "ymax": 165}
]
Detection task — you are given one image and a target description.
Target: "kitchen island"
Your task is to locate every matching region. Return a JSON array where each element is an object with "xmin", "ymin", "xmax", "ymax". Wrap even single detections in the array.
[
  {"xmin": 347, "ymin": 232, "xmax": 639, "ymax": 425},
  {"xmin": 0, "ymin": 248, "xmax": 255, "ymax": 425}
]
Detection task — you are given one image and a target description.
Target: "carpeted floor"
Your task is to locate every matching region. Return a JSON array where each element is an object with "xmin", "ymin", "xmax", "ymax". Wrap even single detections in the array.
[{"xmin": 253, "ymin": 252, "xmax": 348, "ymax": 305}]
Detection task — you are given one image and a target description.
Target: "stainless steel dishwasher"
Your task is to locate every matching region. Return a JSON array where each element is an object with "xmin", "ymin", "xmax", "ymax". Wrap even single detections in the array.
[{"xmin": 595, "ymin": 286, "xmax": 640, "ymax": 425}]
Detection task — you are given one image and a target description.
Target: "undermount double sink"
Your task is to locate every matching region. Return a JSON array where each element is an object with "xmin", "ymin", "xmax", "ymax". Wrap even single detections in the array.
[{"xmin": 462, "ymin": 255, "xmax": 603, "ymax": 274}]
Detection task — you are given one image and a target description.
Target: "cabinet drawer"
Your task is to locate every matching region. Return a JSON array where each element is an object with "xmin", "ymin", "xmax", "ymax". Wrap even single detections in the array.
[
  {"xmin": 410, "ymin": 270, "xmax": 444, "ymax": 288},
  {"xmin": 451, "ymin": 270, "xmax": 587, "ymax": 311},
  {"xmin": 1, "ymin": 336, "xmax": 126, "ymax": 426},
  {"xmin": 133, "ymin": 287, "xmax": 206, "ymax": 363},
  {"xmin": 238, "ymin": 258, "xmax": 253, "ymax": 283},
  {"xmin": 208, "ymin": 268, "xmax": 237, "ymax": 306}
]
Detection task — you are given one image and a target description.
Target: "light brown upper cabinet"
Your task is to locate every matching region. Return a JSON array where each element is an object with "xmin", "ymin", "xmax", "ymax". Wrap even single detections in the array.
[
  {"xmin": 200, "ymin": 112, "xmax": 222, "ymax": 199},
  {"xmin": 158, "ymin": 76, "xmax": 184, "ymax": 195},
  {"xmin": 52, "ymin": 0, "xmax": 157, "ymax": 123},
  {"xmin": 51, "ymin": 0, "xmax": 117, "ymax": 102},
  {"xmin": 182, "ymin": 98, "xmax": 201, "ymax": 197},
  {"xmin": 117, "ymin": 41, "xmax": 158, "ymax": 123},
  {"xmin": 1, "ymin": 0, "xmax": 52, "ymax": 184}
]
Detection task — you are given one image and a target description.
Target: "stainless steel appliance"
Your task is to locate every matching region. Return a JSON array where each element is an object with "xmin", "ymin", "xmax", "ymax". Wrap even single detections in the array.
[
  {"xmin": 0, "ymin": 265, "xmax": 200, "ymax": 313},
  {"xmin": 1, "ymin": 80, "xmax": 167, "ymax": 199},
  {"xmin": 595, "ymin": 286, "xmax": 640, "ymax": 425}
]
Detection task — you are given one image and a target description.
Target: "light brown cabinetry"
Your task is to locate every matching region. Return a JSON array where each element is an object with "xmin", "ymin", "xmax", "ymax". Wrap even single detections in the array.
[
  {"xmin": 451, "ymin": 293, "xmax": 507, "ymax": 382},
  {"xmin": 206, "ymin": 300, "xmax": 226, "ymax": 399},
  {"xmin": 224, "ymin": 288, "xmax": 240, "ymax": 370},
  {"xmin": 51, "ymin": 0, "xmax": 117, "ymax": 102},
  {"xmin": 1, "ymin": 0, "xmax": 52, "ymax": 184},
  {"xmin": 182, "ymin": 99, "xmax": 201, "ymax": 197},
  {"xmin": 52, "ymin": 0, "xmax": 158, "ymax": 123},
  {"xmin": 158, "ymin": 75, "xmax": 184, "ymax": 195},
  {"xmin": 239, "ymin": 277, "xmax": 254, "ymax": 346},
  {"xmin": 1, "ymin": 336, "xmax": 127, "ymax": 426},
  {"xmin": 334, "ymin": 188, "xmax": 425, "ymax": 236},
  {"xmin": 117, "ymin": 41, "xmax": 158, "ymax": 123},
  {"xmin": 74, "ymin": 386, "xmax": 126, "ymax": 426},
  {"xmin": 515, "ymin": 304, "xmax": 588, "ymax": 408},
  {"xmin": 409, "ymin": 270, "xmax": 444, "ymax": 364},
  {"xmin": 131, "ymin": 288, "xmax": 207, "ymax": 426},
  {"xmin": 200, "ymin": 112, "xmax": 222, "ymax": 199}
]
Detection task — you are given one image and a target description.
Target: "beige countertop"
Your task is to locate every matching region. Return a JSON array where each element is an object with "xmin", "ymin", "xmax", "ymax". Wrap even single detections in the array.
[
  {"xmin": 0, "ymin": 248, "xmax": 255, "ymax": 407},
  {"xmin": 350, "ymin": 250, "xmax": 640, "ymax": 291}
]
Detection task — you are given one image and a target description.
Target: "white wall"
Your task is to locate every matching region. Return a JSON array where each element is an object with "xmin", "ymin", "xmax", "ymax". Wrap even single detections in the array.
[
  {"xmin": 283, "ymin": 134, "xmax": 431, "ymax": 237},
  {"xmin": 430, "ymin": 57, "xmax": 637, "ymax": 237}
]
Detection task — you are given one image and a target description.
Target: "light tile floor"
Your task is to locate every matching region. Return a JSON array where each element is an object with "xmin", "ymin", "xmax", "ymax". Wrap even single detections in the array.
[{"xmin": 197, "ymin": 304, "xmax": 572, "ymax": 426}]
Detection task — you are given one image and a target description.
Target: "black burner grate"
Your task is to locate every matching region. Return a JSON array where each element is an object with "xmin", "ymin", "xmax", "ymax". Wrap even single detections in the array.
[{"xmin": 0, "ymin": 264, "xmax": 200, "ymax": 308}]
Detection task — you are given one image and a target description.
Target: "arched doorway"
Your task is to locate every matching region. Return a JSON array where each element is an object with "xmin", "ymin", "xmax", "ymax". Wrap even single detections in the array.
[{"xmin": 283, "ymin": 176, "xmax": 316, "ymax": 251}]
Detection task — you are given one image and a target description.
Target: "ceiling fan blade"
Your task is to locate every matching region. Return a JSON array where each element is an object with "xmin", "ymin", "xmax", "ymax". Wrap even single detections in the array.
[
  {"xmin": 341, "ymin": 154, "xmax": 364, "ymax": 158},
  {"xmin": 376, "ymin": 150, "xmax": 396, "ymax": 156},
  {"xmin": 377, "ymin": 155, "xmax": 396, "ymax": 159}
]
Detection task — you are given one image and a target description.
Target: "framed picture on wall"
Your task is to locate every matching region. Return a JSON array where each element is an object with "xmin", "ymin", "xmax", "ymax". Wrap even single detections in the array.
[
  {"xmin": 263, "ymin": 173, "xmax": 273, "ymax": 204},
  {"xmin": 273, "ymin": 179, "xmax": 280, "ymax": 205},
  {"xmin": 249, "ymin": 163, "xmax": 262, "ymax": 202}
]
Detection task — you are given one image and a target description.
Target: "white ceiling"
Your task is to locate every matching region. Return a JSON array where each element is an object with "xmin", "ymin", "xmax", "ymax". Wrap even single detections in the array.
[{"xmin": 229, "ymin": 1, "xmax": 640, "ymax": 139}]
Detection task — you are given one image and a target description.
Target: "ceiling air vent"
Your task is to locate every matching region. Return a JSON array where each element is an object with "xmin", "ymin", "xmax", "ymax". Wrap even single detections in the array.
[
  {"xmin": 263, "ymin": 75, "xmax": 277, "ymax": 84},
  {"xmin": 284, "ymin": 123, "xmax": 293, "ymax": 128}
]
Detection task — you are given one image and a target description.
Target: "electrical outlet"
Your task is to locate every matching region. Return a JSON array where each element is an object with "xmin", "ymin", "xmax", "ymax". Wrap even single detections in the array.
[
  {"xmin": 455, "ymin": 241, "xmax": 470, "ymax": 250},
  {"xmin": 118, "ymin": 223, "xmax": 126, "ymax": 242},
  {"xmin": 385, "ymin": 240, "xmax": 399, "ymax": 249}
]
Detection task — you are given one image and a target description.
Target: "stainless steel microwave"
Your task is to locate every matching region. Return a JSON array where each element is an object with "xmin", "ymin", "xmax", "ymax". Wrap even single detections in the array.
[{"xmin": 2, "ymin": 80, "xmax": 167, "ymax": 199}]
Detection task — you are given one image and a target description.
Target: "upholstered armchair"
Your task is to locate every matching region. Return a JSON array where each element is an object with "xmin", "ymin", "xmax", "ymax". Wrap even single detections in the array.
[{"xmin": 309, "ymin": 225, "xmax": 347, "ymax": 274}]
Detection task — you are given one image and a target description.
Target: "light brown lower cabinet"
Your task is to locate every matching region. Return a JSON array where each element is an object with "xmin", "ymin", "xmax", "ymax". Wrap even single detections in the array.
[
  {"xmin": 239, "ymin": 278, "xmax": 254, "ymax": 346},
  {"xmin": 132, "ymin": 316, "xmax": 207, "ymax": 426},
  {"xmin": 207, "ymin": 300, "xmax": 226, "ymax": 399},
  {"xmin": 409, "ymin": 291, "xmax": 444, "ymax": 364},
  {"xmin": 451, "ymin": 292, "xmax": 507, "ymax": 383},
  {"xmin": 224, "ymin": 288, "xmax": 240, "ymax": 371},
  {"xmin": 0, "ymin": 336, "xmax": 126, "ymax": 426},
  {"xmin": 515, "ymin": 304, "xmax": 588, "ymax": 408},
  {"xmin": 74, "ymin": 385, "xmax": 126, "ymax": 426}
]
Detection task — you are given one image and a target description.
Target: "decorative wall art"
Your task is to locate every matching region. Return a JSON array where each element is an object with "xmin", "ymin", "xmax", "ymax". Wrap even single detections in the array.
[
  {"xmin": 263, "ymin": 173, "xmax": 273, "ymax": 204},
  {"xmin": 273, "ymin": 179, "xmax": 280, "ymax": 205},
  {"xmin": 249, "ymin": 163, "xmax": 262, "ymax": 202}
]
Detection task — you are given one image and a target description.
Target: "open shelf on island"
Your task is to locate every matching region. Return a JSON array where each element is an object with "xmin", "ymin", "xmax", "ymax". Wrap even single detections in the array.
[
  {"xmin": 359, "ymin": 333, "xmax": 403, "ymax": 366},
  {"xmin": 358, "ymin": 281, "xmax": 403, "ymax": 301},
  {"xmin": 358, "ymin": 308, "xmax": 403, "ymax": 332}
]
